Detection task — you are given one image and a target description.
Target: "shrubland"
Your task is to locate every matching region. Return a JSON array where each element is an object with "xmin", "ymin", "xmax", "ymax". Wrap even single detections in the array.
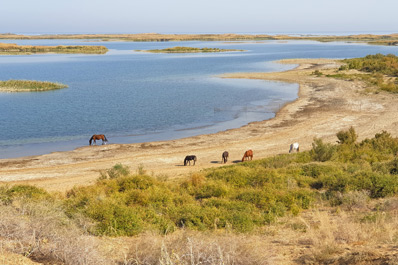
[
  {"xmin": 314, "ymin": 53, "xmax": 398, "ymax": 93},
  {"xmin": 3, "ymin": 127, "xmax": 398, "ymax": 263}
]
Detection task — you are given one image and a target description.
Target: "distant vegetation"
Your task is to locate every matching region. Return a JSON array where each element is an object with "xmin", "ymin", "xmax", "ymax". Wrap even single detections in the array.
[
  {"xmin": 0, "ymin": 80, "xmax": 68, "ymax": 92},
  {"xmin": 139, "ymin": 46, "xmax": 244, "ymax": 53},
  {"xmin": 314, "ymin": 54, "xmax": 398, "ymax": 93},
  {"xmin": 0, "ymin": 43, "xmax": 108, "ymax": 55},
  {"xmin": 1, "ymin": 33, "xmax": 398, "ymax": 46}
]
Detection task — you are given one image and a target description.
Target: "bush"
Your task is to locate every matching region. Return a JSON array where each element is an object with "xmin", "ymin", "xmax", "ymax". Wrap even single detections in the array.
[
  {"xmin": 310, "ymin": 138, "xmax": 336, "ymax": 162},
  {"xmin": 336, "ymin": 127, "xmax": 358, "ymax": 145},
  {"xmin": 312, "ymin": 70, "xmax": 323, "ymax": 76},
  {"xmin": 99, "ymin": 163, "xmax": 130, "ymax": 180},
  {"xmin": 0, "ymin": 185, "xmax": 50, "ymax": 205}
]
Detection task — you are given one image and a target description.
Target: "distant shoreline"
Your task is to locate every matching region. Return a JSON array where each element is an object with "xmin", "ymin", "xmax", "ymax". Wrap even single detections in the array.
[
  {"xmin": 136, "ymin": 46, "xmax": 245, "ymax": 53},
  {"xmin": 1, "ymin": 33, "xmax": 398, "ymax": 46}
]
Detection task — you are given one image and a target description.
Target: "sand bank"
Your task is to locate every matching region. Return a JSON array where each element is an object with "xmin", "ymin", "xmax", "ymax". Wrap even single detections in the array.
[{"xmin": 1, "ymin": 58, "xmax": 397, "ymax": 192}]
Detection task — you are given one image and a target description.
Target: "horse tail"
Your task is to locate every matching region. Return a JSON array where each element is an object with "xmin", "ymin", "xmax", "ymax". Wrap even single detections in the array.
[
  {"xmin": 104, "ymin": 135, "xmax": 108, "ymax": 142},
  {"xmin": 184, "ymin": 157, "xmax": 187, "ymax": 166},
  {"xmin": 89, "ymin": 135, "xmax": 93, "ymax": 145}
]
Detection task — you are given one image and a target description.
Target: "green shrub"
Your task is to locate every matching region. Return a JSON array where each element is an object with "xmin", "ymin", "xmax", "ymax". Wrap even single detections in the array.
[
  {"xmin": 99, "ymin": 163, "xmax": 130, "ymax": 179},
  {"xmin": 0, "ymin": 185, "xmax": 50, "ymax": 204},
  {"xmin": 310, "ymin": 138, "xmax": 336, "ymax": 162},
  {"xmin": 85, "ymin": 201, "xmax": 143, "ymax": 236}
]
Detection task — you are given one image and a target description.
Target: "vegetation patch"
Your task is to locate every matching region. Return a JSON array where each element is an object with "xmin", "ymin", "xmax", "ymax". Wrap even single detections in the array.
[
  {"xmin": 0, "ymin": 42, "xmax": 108, "ymax": 55},
  {"xmin": 0, "ymin": 80, "xmax": 68, "ymax": 92},
  {"xmin": 314, "ymin": 54, "xmax": 398, "ymax": 93},
  {"xmin": 138, "ymin": 46, "xmax": 244, "ymax": 53},
  {"xmin": 3, "ymin": 128, "xmax": 398, "ymax": 263},
  {"xmin": 3, "ymin": 128, "xmax": 398, "ymax": 237}
]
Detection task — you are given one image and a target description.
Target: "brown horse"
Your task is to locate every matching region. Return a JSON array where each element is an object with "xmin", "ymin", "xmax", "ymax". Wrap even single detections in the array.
[
  {"xmin": 222, "ymin": 151, "xmax": 229, "ymax": 163},
  {"xmin": 242, "ymin": 150, "xmax": 253, "ymax": 162},
  {"xmin": 89, "ymin": 134, "xmax": 108, "ymax": 145}
]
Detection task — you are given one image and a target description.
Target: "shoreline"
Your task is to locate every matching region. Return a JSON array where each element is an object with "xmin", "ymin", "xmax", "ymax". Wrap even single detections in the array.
[
  {"xmin": 2, "ymin": 58, "xmax": 398, "ymax": 192},
  {"xmin": 0, "ymin": 79, "xmax": 296, "ymax": 159}
]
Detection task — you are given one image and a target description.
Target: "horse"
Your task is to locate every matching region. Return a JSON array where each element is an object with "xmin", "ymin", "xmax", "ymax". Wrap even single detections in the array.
[
  {"xmin": 289, "ymin": 142, "xmax": 300, "ymax": 153},
  {"xmin": 89, "ymin": 134, "xmax": 108, "ymax": 145},
  {"xmin": 222, "ymin": 151, "xmax": 229, "ymax": 164},
  {"xmin": 184, "ymin": 155, "xmax": 197, "ymax": 166},
  {"xmin": 242, "ymin": 150, "xmax": 253, "ymax": 162}
]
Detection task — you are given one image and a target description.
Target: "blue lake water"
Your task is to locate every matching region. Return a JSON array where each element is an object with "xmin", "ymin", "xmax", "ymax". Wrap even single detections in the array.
[{"xmin": 1, "ymin": 39, "xmax": 398, "ymax": 158}]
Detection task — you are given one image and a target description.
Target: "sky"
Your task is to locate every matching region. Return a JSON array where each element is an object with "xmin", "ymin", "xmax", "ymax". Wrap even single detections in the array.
[{"xmin": 1, "ymin": 0, "xmax": 398, "ymax": 34}]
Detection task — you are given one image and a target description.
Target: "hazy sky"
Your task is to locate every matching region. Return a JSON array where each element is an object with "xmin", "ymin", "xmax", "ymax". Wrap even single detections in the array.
[{"xmin": 1, "ymin": 0, "xmax": 397, "ymax": 34}]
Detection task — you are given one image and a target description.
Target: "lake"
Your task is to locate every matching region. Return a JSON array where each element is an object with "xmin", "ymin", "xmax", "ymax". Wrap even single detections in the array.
[{"xmin": 0, "ymin": 39, "xmax": 397, "ymax": 158}]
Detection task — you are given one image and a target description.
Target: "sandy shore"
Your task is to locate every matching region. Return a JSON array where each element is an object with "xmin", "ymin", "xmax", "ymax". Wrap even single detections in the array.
[{"xmin": 1, "ymin": 58, "xmax": 397, "ymax": 192}]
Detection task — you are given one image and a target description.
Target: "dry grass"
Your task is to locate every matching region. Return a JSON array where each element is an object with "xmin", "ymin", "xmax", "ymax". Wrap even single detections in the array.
[
  {"xmin": 120, "ymin": 231, "xmax": 279, "ymax": 265},
  {"xmin": 3, "ymin": 196, "xmax": 398, "ymax": 264},
  {"xmin": 105, "ymin": 197, "xmax": 398, "ymax": 264},
  {"xmin": 0, "ymin": 199, "xmax": 109, "ymax": 264}
]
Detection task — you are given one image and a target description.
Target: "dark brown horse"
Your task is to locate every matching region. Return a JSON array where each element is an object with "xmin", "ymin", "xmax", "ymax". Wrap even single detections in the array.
[
  {"xmin": 222, "ymin": 151, "xmax": 229, "ymax": 163},
  {"xmin": 242, "ymin": 150, "xmax": 253, "ymax": 162},
  {"xmin": 184, "ymin": 155, "xmax": 197, "ymax": 166},
  {"xmin": 89, "ymin": 134, "xmax": 108, "ymax": 145}
]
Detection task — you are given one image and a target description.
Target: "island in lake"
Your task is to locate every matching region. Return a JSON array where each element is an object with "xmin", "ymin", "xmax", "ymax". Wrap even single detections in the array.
[
  {"xmin": 0, "ymin": 80, "xmax": 68, "ymax": 92},
  {"xmin": 0, "ymin": 43, "xmax": 108, "ymax": 55},
  {"xmin": 137, "ymin": 46, "xmax": 245, "ymax": 53}
]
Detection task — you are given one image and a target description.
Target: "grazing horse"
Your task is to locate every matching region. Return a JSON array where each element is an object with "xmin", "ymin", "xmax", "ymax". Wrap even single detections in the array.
[
  {"xmin": 89, "ymin": 134, "xmax": 108, "ymax": 145},
  {"xmin": 184, "ymin": 155, "xmax": 197, "ymax": 166},
  {"xmin": 289, "ymin": 142, "xmax": 300, "ymax": 153},
  {"xmin": 242, "ymin": 150, "xmax": 253, "ymax": 162},
  {"xmin": 222, "ymin": 151, "xmax": 229, "ymax": 164}
]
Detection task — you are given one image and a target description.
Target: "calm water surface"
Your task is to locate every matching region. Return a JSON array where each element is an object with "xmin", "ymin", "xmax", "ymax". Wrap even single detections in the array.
[{"xmin": 1, "ymin": 40, "xmax": 397, "ymax": 158}]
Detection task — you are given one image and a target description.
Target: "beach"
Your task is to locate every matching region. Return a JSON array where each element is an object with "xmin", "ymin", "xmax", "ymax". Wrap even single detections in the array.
[{"xmin": 1, "ymin": 58, "xmax": 396, "ymax": 192}]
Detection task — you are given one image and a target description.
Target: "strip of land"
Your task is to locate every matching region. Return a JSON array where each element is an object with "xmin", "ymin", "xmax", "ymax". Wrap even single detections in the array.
[
  {"xmin": 1, "ymin": 58, "xmax": 398, "ymax": 191},
  {"xmin": 0, "ymin": 43, "xmax": 108, "ymax": 55},
  {"xmin": 0, "ymin": 80, "xmax": 68, "ymax": 92},
  {"xmin": 137, "ymin": 46, "xmax": 245, "ymax": 53},
  {"xmin": 1, "ymin": 33, "xmax": 398, "ymax": 45}
]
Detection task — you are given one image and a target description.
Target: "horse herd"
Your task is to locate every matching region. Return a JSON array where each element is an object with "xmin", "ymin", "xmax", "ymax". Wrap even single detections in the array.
[{"xmin": 88, "ymin": 134, "xmax": 300, "ymax": 166}]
